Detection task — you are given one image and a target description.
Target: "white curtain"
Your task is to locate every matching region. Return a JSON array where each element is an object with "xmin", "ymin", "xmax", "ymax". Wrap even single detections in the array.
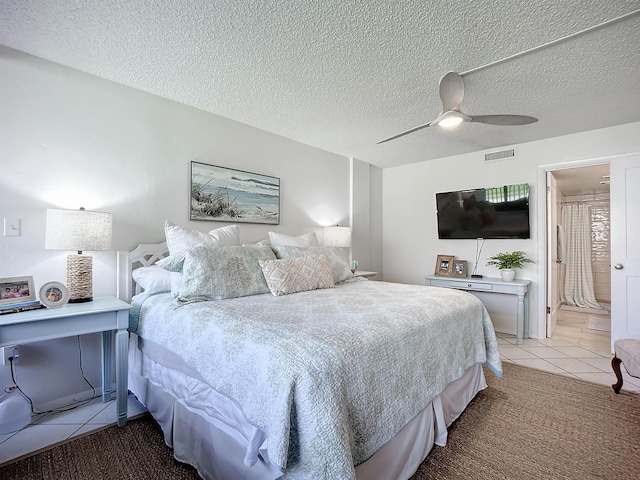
[{"xmin": 560, "ymin": 203, "xmax": 602, "ymax": 309}]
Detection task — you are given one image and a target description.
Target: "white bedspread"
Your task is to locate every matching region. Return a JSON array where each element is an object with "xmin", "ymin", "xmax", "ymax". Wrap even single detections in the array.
[{"xmin": 135, "ymin": 280, "xmax": 502, "ymax": 479}]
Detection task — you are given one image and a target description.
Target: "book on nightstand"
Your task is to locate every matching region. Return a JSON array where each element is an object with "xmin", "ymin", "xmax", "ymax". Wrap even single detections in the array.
[{"xmin": 0, "ymin": 301, "xmax": 46, "ymax": 315}]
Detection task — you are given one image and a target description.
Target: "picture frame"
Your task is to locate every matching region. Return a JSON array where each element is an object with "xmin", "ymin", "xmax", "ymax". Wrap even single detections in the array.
[
  {"xmin": 452, "ymin": 259, "xmax": 468, "ymax": 277},
  {"xmin": 435, "ymin": 255, "xmax": 455, "ymax": 276},
  {"xmin": 39, "ymin": 282, "xmax": 70, "ymax": 309},
  {"xmin": 190, "ymin": 161, "xmax": 280, "ymax": 225},
  {"xmin": 0, "ymin": 276, "xmax": 36, "ymax": 307}
]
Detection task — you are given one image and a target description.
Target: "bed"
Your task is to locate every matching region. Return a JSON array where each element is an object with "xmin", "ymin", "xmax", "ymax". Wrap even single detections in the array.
[{"xmin": 116, "ymin": 234, "xmax": 502, "ymax": 480}]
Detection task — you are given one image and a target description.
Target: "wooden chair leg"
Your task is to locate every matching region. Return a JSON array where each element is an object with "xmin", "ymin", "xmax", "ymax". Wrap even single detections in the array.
[{"xmin": 612, "ymin": 355, "xmax": 623, "ymax": 394}]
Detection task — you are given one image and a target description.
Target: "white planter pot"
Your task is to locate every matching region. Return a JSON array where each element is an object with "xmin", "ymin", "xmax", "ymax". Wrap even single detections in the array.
[{"xmin": 500, "ymin": 268, "xmax": 516, "ymax": 282}]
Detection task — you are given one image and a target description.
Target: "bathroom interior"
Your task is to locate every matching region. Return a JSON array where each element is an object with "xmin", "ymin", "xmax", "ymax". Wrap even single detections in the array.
[{"xmin": 551, "ymin": 164, "xmax": 611, "ymax": 343}]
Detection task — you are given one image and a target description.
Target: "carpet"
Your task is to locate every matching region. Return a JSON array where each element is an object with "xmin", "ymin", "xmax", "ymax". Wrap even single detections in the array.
[
  {"xmin": 2, "ymin": 363, "xmax": 639, "ymax": 480},
  {"xmin": 587, "ymin": 314, "xmax": 611, "ymax": 332}
]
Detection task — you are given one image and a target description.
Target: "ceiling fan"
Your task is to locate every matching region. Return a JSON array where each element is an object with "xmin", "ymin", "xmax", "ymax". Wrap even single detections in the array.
[{"xmin": 377, "ymin": 71, "xmax": 538, "ymax": 144}]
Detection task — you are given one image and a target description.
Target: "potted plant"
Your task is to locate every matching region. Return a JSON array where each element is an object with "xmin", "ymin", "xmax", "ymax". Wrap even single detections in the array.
[{"xmin": 486, "ymin": 251, "xmax": 533, "ymax": 282}]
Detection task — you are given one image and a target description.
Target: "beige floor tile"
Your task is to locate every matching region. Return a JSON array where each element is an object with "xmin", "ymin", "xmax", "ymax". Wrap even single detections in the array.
[
  {"xmin": 535, "ymin": 337, "xmax": 578, "ymax": 347},
  {"xmin": 521, "ymin": 346, "xmax": 570, "ymax": 359},
  {"xmin": 546, "ymin": 357, "xmax": 603, "ymax": 373},
  {"xmin": 551, "ymin": 346, "xmax": 603, "ymax": 358},
  {"xmin": 622, "ymin": 372, "xmax": 640, "ymax": 388},
  {"xmin": 572, "ymin": 371, "xmax": 618, "ymax": 389},
  {"xmin": 499, "ymin": 347, "xmax": 538, "ymax": 360},
  {"xmin": 0, "ymin": 424, "xmax": 81, "ymax": 465},
  {"xmin": 512, "ymin": 358, "xmax": 567, "ymax": 374},
  {"xmin": 580, "ymin": 356, "xmax": 615, "ymax": 372}
]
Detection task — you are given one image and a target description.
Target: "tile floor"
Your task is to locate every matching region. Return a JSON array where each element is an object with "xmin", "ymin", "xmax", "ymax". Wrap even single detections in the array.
[
  {"xmin": 0, "ymin": 393, "xmax": 147, "ymax": 467},
  {"xmin": 498, "ymin": 308, "xmax": 640, "ymax": 393},
  {"xmin": 1, "ymin": 309, "xmax": 638, "ymax": 467}
]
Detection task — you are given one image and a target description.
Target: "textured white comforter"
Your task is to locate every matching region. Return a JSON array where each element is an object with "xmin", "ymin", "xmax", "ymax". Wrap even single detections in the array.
[{"xmin": 135, "ymin": 279, "xmax": 502, "ymax": 479}]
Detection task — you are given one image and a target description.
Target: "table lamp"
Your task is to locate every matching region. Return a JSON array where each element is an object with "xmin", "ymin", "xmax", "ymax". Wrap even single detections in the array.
[
  {"xmin": 45, "ymin": 207, "xmax": 113, "ymax": 303},
  {"xmin": 323, "ymin": 226, "xmax": 351, "ymax": 248}
]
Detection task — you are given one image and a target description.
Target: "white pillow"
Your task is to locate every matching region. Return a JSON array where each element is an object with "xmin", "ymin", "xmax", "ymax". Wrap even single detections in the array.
[
  {"xmin": 131, "ymin": 266, "xmax": 172, "ymax": 295},
  {"xmin": 268, "ymin": 231, "xmax": 320, "ymax": 247},
  {"xmin": 259, "ymin": 255, "xmax": 334, "ymax": 296},
  {"xmin": 242, "ymin": 239, "xmax": 271, "ymax": 246},
  {"xmin": 165, "ymin": 221, "xmax": 240, "ymax": 253},
  {"xmin": 164, "ymin": 221, "xmax": 241, "ymax": 295}
]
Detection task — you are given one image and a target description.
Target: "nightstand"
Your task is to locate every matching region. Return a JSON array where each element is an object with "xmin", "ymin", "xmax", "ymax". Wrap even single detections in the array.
[
  {"xmin": 354, "ymin": 271, "xmax": 378, "ymax": 278},
  {"xmin": 0, "ymin": 297, "xmax": 131, "ymax": 427}
]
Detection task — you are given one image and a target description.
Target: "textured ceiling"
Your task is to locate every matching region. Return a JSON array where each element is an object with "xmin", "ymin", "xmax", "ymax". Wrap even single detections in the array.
[{"xmin": 1, "ymin": 1, "xmax": 639, "ymax": 168}]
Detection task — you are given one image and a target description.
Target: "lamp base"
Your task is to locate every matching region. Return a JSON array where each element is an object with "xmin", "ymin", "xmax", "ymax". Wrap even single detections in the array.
[
  {"xmin": 67, "ymin": 254, "xmax": 94, "ymax": 303},
  {"xmin": 69, "ymin": 297, "xmax": 93, "ymax": 304},
  {"xmin": 471, "ymin": 274, "xmax": 483, "ymax": 279}
]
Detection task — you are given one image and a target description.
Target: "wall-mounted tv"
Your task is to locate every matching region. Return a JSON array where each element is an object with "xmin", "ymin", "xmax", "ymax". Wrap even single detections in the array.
[{"xmin": 436, "ymin": 183, "xmax": 530, "ymax": 239}]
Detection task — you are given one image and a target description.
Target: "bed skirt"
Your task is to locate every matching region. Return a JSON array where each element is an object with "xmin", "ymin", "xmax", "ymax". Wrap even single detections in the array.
[{"xmin": 128, "ymin": 334, "xmax": 487, "ymax": 480}]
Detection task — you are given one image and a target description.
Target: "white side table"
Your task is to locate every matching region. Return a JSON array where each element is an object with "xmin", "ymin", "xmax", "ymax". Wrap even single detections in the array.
[
  {"xmin": 355, "ymin": 271, "xmax": 378, "ymax": 279},
  {"xmin": 0, "ymin": 297, "xmax": 131, "ymax": 426},
  {"xmin": 424, "ymin": 275, "xmax": 531, "ymax": 345}
]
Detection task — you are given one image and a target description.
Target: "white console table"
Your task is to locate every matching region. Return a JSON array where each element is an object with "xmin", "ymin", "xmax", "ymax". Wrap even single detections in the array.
[
  {"xmin": 0, "ymin": 297, "xmax": 131, "ymax": 426},
  {"xmin": 424, "ymin": 275, "xmax": 531, "ymax": 345}
]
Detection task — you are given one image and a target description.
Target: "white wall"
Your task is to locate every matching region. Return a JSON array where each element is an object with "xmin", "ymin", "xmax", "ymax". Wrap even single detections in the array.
[
  {"xmin": 0, "ymin": 47, "xmax": 355, "ymax": 408},
  {"xmin": 351, "ymin": 158, "xmax": 383, "ymax": 274},
  {"xmin": 382, "ymin": 122, "xmax": 640, "ymax": 339}
]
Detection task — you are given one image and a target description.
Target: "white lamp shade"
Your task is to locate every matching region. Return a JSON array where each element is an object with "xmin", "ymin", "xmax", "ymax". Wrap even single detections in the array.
[
  {"xmin": 324, "ymin": 226, "xmax": 352, "ymax": 248},
  {"xmin": 45, "ymin": 208, "xmax": 113, "ymax": 252}
]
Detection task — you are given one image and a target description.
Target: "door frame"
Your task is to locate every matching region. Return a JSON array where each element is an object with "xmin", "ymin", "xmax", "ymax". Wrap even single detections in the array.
[{"xmin": 536, "ymin": 155, "xmax": 613, "ymax": 341}]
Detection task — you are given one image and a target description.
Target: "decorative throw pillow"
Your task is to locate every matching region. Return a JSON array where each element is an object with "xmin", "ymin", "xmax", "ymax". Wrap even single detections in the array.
[
  {"xmin": 268, "ymin": 231, "xmax": 320, "ymax": 247},
  {"xmin": 157, "ymin": 244, "xmax": 275, "ymax": 301},
  {"xmin": 164, "ymin": 221, "xmax": 241, "ymax": 295},
  {"xmin": 131, "ymin": 265, "xmax": 171, "ymax": 295},
  {"xmin": 259, "ymin": 255, "xmax": 334, "ymax": 296},
  {"xmin": 270, "ymin": 246, "xmax": 353, "ymax": 284}
]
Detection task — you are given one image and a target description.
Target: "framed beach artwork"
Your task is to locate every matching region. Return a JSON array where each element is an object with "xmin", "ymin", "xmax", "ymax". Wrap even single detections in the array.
[{"xmin": 190, "ymin": 162, "xmax": 280, "ymax": 225}]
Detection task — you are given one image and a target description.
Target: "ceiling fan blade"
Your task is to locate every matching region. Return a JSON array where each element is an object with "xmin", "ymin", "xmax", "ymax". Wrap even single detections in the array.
[
  {"xmin": 377, "ymin": 122, "xmax": 432, "ymax": 144},
  {"xmin": 470, "ymin": 114, "xmax": 538, "ymax": 126},
  {"xmin": 439, "ymin": 72, "xmax": 465, "ymax": 111}
]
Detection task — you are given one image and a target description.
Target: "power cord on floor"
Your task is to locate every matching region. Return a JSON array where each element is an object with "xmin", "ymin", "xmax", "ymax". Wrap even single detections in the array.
[{"xmin": 8, "ymin": 335, "xmax": 98, "ymax": 420}]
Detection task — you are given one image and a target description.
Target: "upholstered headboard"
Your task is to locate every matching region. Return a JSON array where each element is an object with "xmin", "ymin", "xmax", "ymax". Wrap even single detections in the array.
[{"xmin": 116, "ymin": 242, "xmax": 169, "ymax": 302}]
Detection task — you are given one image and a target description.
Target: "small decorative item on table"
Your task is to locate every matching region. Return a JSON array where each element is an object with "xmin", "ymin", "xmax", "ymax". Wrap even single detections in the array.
[
  {"xmin": 0, "ymin": 276, "xmax": 40, "ymax": 314},
  {"xmin": 351, "ymin": 260, "xmax": 359, "ymax": 273},
  {"xmin": 39, "ymin": 282, "xmax": 70, "ymax": 308},
  {"xmin": 485, "ymin": 250, "xmax": 533, "ymax": 282},
  {"xmin": 434, "ymin": 255, "xmax": 455, "ymax": 276},
  {"xmin": 452, "ymin": 260, "xmax": 468, "ymax": 277}
]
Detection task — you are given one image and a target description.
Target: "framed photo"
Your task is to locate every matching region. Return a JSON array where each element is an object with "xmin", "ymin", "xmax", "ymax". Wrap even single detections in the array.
[
  {"xmin": 39, "ymin": 282, "xmax": 70, "ymax": 309},
  {"xmin": 452, "ymin": 259, "xmax": 468, "ymax": 277},
  {"xmin": 190, "ymin": 161, "xmax": 280, "ymax": 225},
  {"xmin": 435, "ymin": 255, "xmax": 455, "ymax": 276},
  {"xmin": 0, "ymin": 276, "xmax": 36, "ymax": 307}
]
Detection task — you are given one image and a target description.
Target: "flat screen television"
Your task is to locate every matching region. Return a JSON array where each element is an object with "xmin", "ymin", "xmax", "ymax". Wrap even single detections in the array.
[{"xmin": 436, "ymin": 183, "xmax": 530, "ymax": 239}]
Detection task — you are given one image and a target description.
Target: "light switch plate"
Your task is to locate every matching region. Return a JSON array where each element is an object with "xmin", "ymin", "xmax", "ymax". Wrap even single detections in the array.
[{"xmin": 4, "ymin": 218, "xmax": 20, "ymax": 236}]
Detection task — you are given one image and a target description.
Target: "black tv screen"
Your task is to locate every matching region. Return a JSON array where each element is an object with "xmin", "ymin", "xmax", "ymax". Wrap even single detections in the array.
[{"xmin": 436, "ymin": 184, "xmax": 530, "ymax": 239}]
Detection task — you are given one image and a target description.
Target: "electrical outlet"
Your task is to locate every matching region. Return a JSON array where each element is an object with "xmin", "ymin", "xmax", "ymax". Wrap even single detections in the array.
[{"xmin": 1, "ymin": 345, "xmax": 17, "ymax": 366}]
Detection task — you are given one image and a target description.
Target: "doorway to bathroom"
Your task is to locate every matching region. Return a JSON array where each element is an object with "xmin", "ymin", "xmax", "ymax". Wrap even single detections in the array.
[{"xmin": 545, "ymin": 163, "xmax": 611, "ymax": 349}]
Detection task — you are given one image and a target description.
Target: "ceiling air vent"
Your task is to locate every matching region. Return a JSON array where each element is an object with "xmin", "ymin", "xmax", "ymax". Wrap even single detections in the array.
[{"xmin": 484, "ymin": 148, "xmax": 516, "ymax": 162}]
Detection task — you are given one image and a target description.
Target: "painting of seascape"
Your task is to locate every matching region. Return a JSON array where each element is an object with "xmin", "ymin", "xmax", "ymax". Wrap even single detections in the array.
[{"xmin": 190, "ymin": 162, "xmax": 280, "ymax": 224}]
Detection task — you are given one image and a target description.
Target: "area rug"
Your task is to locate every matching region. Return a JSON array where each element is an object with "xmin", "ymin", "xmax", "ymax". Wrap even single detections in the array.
[
  {"xmin": 2, "ymin": 363, "xmax": 639, "ymax": 480},
  {"xmin": 587, "ymin": 314, "xmax": 611, "ymax": 332}
]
